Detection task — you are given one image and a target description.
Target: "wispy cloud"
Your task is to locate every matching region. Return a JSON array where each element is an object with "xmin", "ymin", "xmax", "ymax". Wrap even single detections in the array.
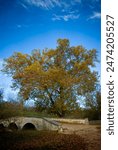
[
  {"xmin": 52, "ymin": 13, "xmax": 80, "ymax": 21},
  {"xmin": 22, "ymin": 0, "xmax": 61, "ymax": 9},
  {"xmin": 88, "ymin": 12, "xmax": 101, "ymax": 20},
  {"xmin": 18, "ymin": 0, "xmax": 100, "ymax": 22},
  {"xmin": 19, "ymin": 0, "xmax": 82, "ymax": 10},
  {"xmin": 21, "ymin": 0, "xmax": 80, "ymax": 21},
  {"xmin": 52, "ymin": 8, "xmax": 79, "ymax": 21},
  {"xmin": 16, "ymin": 24, "xmax": 30, "ymax": 29},
  {"xmin": 19, "ymin": 2, "xmax": 28, "ymax": 9}
]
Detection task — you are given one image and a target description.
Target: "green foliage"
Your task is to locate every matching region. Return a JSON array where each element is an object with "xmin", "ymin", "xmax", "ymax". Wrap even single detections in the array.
[
  {"xmin": 21, "ymin": 107, "xmax": 57, "ymax": 118},
  {"xmin": 2, "ymin": 39, "xmax": 98, "ymax": 117}
]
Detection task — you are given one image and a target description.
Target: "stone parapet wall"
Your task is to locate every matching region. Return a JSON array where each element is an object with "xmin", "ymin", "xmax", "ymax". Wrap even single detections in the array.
[
  {"xmin": 42, "ymin": 118, "xmax": 61, "ymax": 131},
  {"xmin": 50, "ymin": 118, "xmax": 89, "ymax": 125},
  {"xmin": 89, "ymin": 120, "xmax": 101, "ymax": 125}
]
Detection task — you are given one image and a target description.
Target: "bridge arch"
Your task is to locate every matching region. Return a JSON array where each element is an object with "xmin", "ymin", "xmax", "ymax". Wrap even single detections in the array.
[
  {"xmin": 22, "ymin": 123, "xmax": 36, "ymax": 130},
  {"xmin": 0, "ymin": 117, "xmax": 61, "ymax": 131},
  {"xmin": 0, "ymin": 123, "xmax": 5, "ymax": 130},
  {"xmin": 8, "ymin": 122, "xmax": 18, "ymax": 130}
]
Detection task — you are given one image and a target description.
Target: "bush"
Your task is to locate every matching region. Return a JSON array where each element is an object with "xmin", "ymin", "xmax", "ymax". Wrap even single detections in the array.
[{"xmin": 0, "ymin": 101, "xmax": 23, "ymax": 119}]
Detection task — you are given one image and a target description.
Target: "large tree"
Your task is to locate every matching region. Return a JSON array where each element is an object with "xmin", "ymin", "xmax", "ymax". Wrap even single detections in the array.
[{"xmin": 2, "ymin": 39, "xmax": 98, "ymax": 117}]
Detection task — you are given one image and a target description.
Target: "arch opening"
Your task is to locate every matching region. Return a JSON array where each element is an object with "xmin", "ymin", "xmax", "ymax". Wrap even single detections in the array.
[
  {"xmin": 22, "ymin": 123, "xmax": 36, "ymax": 130},
  {"xmin": 8, "ymin": 122, "xmax": 18, "ymax": 130},
  {"xmin": 0, "ymin": 123, "xmax": 5, "ymax": 131}
]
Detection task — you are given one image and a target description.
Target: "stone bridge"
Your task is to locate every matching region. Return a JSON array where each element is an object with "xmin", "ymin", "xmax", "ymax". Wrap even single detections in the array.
[{"xmin": 0, "ymin": 117, "xmax": 62, "ymax": 131}]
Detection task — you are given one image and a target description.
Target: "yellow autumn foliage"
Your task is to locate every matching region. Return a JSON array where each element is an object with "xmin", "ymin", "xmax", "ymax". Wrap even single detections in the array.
[{"xmin": 2, "ymin": 39, "xmax": 98, "ymax": 117}]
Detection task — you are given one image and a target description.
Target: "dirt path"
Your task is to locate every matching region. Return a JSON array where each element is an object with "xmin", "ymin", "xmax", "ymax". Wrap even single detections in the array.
[{"xmin": 61, "ymin": 123, "xmax": 101, "ymax": 150}]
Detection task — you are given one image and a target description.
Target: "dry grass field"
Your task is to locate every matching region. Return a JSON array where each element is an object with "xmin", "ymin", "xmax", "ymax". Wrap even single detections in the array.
[
  {"xmin": 0, "ymin": 130, "xmax": 87, "ymax": 150},
  {"xmin": 0, "ymin": 123, "xmax": 100, "ymax": 150},
  {"xmin": 61, "ymin": 123, "xmax": 101, "ymax": 150}
]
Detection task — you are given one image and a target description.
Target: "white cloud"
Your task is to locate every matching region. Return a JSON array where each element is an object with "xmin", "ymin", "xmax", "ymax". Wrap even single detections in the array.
[
  {"xmin": 69, "ymin": 10, "xmax": 79, "ymax": 14},
  {"xmin": 88, "ymin": 12, "xmax": 101, "ymax": 20},
  {"xmin": 19, "ymin": 2, "xmax": 28, "ymax": 9},
  {"xmin": 23, "ymin": 0, "xmax": 61, "ymax": 9},
  {"xmin": 20, "ymin": 0, "xmax": 82, "ymax": 10},
  {"xmin": 52, "ymin": 14, "xmax": 61, "ymax": 21},
  {"xmin": 52, "ymin": 13, "xmax": 79, "ymax": 21},
  {"xmin": 52, "ymin": 9, "xmax": 80, "ymax": 21}
]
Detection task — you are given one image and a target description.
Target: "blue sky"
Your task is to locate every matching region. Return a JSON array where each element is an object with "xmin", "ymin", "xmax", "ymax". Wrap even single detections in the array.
[{"xmin": 0, "ymin": 0, "xmax": 101, "ymax": 102}]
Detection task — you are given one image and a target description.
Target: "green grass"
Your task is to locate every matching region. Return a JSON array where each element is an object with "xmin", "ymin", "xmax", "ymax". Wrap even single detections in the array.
[
  {"xmin": 0, "ymin": 130, "xmax": 87, "ymax": 150},
  {"xmin": 21, "ymin": 110, "xmax": 58, "ymax": 118}
]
